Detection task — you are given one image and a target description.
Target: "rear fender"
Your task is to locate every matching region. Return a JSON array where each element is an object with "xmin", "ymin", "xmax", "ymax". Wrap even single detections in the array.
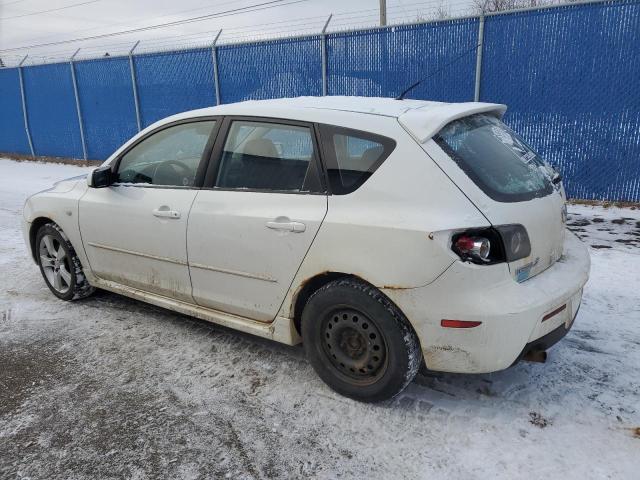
[{"xmin": 278, "ymin": 125, "xmax": 490, "ymax": 319}]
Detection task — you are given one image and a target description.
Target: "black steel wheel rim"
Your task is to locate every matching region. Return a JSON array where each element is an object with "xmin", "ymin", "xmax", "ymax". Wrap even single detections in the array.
[{"xmin": 321, "ymin": 307, "xmax": 387, "ymax": 384}]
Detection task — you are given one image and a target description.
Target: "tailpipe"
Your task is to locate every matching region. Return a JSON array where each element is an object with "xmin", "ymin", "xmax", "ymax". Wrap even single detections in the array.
[{"xmin": 523, "ymin": 350, "xmax": 547, "ymax": 363}]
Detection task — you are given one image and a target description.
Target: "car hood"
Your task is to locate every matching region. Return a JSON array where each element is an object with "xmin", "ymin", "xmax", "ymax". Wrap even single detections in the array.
[{"xmin": 48, "ymin": 174, "xmax": 88, "ymax": 193}]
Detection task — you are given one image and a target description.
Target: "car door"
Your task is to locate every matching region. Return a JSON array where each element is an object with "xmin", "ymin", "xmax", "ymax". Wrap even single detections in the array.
[
  {"xmin": 79, "ymin": 118, "xmax": 218, "ymax": 302},
  {"xmin": 187, "ymin": 117, "xmax": 328, "ymax": 322}
]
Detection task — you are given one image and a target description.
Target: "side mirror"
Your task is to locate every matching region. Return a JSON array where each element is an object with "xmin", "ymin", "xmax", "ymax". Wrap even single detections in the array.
[{"xmin": 89, "ymin": 165, "xmax": 114, "ymax": 188}]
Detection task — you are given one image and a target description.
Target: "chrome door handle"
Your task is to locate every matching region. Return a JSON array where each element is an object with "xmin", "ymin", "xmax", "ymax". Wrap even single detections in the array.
[
  {"xmin": 152, "ymin": 207, "xmax": 181, "ymax": 219},
  {"xmin": 266, "ymin": 220, "xmax": 306, "ymax": 233}
]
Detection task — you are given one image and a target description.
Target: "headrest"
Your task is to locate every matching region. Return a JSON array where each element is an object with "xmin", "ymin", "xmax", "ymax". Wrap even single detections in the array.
[{"xmin": 242, "ymin": 138, "xmax": 278, "ymax": 158}]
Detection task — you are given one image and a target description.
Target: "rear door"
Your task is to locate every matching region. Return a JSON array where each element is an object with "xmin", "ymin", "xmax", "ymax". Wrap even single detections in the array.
[
  {"xmin": 187, "ymin": 117, "xmax": 327, "ymax": 322},
  {"xmin": 423, "ymin": 113, "xmax": 566, "ymax": 282}
]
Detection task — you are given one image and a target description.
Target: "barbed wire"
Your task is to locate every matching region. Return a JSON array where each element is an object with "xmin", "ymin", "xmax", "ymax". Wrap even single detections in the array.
[
  {"xmin": 0, "ymin": 0, "xmax": 479, "ymax": 64},
  {"xmin": 0, "ymin": 0, "xmax": 578, "ymax": 67}
]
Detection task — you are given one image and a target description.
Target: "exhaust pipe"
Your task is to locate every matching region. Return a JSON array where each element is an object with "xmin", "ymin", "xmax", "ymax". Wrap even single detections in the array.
[{"xmin": 523, "ymin": 350, "xmax": 547, "ymax": 363}]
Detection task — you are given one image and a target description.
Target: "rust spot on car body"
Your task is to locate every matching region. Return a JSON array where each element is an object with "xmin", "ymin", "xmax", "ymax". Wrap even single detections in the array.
[
  {"xmin": 423, "ymin": 345, "xmax": 476, "ymax": 372},
  {"xmin": 381, "ymin": 285, "xmax": 409, "ymax": 290}
]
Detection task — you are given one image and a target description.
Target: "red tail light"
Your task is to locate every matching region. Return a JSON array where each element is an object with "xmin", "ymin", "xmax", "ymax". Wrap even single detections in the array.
[
  {"xmin": 451, "ymin": 225, "xmax": 531, "ymax": 265},
  {"xmin": 453, "ymin": 235, "xmax": 491, "ymax": 263}
]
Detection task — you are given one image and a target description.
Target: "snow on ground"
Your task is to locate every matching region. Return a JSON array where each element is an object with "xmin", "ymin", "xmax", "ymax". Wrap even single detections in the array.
[{"xmin": 0, "ymin": 158, "xmax": 639, "ymax": 479}]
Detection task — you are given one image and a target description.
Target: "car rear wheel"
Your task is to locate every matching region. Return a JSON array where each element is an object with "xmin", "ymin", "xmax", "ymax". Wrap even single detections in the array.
[
  {"xmin": 302, "ymin": 278, "xmax": 422, "ymax": 402},
  {"xmin": 36, "ymin": 223, "xmax": 95, "ymax": 301}
]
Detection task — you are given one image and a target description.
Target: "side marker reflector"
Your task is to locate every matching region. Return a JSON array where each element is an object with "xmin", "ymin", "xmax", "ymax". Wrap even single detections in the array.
[
  {"xmin": 441, "ymin": 319, "xmax": 482, "ymax": 329},
  {"xmin": 542, "ymin": 304, "xmax": 566, "ymax": 322}
]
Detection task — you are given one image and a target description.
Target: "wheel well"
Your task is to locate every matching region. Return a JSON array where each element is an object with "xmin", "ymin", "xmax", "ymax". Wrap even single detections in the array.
[
  {"xmin": 292, "ymin": 272, "xmax": 354, "ymax": 335},
  {"xmin": 29, "ymin": 217, "xmax": 54, "ymax": 262}
]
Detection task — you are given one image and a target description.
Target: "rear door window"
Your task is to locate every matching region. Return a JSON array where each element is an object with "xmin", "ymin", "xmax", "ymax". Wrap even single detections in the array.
[
  {"xmin": 319, "ymin": 125, "xmax": 396, "ymax": 195},
  {"xmin": 215, "ymin": 120, "xmax": 321, "ymax": 192},
  {"xmin": 434, "ymin": 113, "xmax": 554, "ymax": 202}
]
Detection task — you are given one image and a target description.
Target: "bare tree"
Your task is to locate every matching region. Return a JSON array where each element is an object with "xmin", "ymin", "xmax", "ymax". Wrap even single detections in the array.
[
  {"xmin": 472, "ymin": 0, "xmax": 545, "ymax": 14},
  {"xmin": 416, "ymin": 0, "xmax": 452, "ymax": 22},
  {"xmin": 419, "ymin": 0, "xmax": 572, "ymax": 21},
  {"xmin": 433, "ymin": 1, "xmax": 451, "ymax": 20}
]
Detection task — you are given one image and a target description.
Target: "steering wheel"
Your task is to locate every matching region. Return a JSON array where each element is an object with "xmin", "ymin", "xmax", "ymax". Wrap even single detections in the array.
[{"xmin": 153, "ymin": 159, "xmax": 193, "ymax": 186}]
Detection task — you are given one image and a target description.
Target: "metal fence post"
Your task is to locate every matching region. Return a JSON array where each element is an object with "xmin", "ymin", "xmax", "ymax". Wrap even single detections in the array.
[
  {"xmin": 69, "ymin": 48, "xmax": 88, "ymax": 160},
  {"xmin": 474, "ymin": 14, "xmax": 485, "ymax": 102},
  {"xmin": 321, "ymin": 14, "xmax": 332, "ymax": 96},
  {"xmin": 211, "ymin": 30, "xmax": 222, "ymax": 105},
  {"xmin": 17, "ymin": 55, "xmax": 35, "ymax": 157},
  {"xmin": 129, "ymin": 41, "xmax": 142, "ymax": 131}
]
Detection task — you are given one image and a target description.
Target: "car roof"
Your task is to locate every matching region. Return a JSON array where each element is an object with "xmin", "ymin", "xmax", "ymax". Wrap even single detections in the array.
[
  {"xmin": 215, "ymin": 96, "xmax": 441, "ymax": 117},
  {"xmin": 170, "ymin": 96, "xmax": 451, "ymax": 118},
  {"xmin": 156, "ymin": 96, "xmax": 507, "ymax": 144}
]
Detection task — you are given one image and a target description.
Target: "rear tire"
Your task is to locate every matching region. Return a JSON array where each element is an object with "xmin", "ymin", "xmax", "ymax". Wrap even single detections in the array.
[
  {"xmin": 36, "ymin": 223, "xmax": 95, "ymax": 301},
  {"xmin": 302, "ymin": 278, "xmax": 422, "ymax": 402}
]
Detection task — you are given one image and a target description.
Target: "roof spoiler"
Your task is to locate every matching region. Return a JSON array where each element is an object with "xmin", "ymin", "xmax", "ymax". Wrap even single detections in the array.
[{"xmin": 398, "ymin": 102, "xmax": 507, "ymax": 144}]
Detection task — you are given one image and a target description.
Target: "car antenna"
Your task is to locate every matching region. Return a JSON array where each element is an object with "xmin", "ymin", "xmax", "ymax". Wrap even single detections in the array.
[{"xmin": 395, "ymin": 42, "xmax": 481, "ymax": 100}]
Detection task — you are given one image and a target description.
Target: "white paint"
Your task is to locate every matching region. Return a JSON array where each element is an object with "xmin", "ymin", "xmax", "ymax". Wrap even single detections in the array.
[
  {"xmin": 187, "ymin": 189, "xmax": 327, "ymax": 322},
  {"xmin": 79, "ymin": 185, "xmax": 198, "ymax": 303},
  {"xmin": 21, "ymin": 97, "xmax": 588, "ymax": 377},
  {"xmin": 398, "ymin": 101, "xmax": 507, "ymax": 143}
]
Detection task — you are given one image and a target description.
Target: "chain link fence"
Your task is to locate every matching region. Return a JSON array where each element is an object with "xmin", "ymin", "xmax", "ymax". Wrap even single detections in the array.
[{"xmin": 0, "ymin": 0, "xmax": 638, "ymax": 201}]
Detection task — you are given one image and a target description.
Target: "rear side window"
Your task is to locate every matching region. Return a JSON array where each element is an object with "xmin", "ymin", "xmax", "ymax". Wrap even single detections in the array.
[
  {"xmin": 434, "ymin": 113, "xmax": 554, "ymax": 202},
  {"xmin": 319, "ymin": 125, "xmax": 396, "ymax": 195},
  {"xmin": 215, "ymin": 120, "xmax": 319, "ymax": 192}
]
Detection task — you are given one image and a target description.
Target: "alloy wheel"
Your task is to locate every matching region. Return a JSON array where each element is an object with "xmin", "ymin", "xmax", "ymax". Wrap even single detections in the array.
[{"xmin": 39, "ymin": 234, "xmax": 72, "ymax": 294}]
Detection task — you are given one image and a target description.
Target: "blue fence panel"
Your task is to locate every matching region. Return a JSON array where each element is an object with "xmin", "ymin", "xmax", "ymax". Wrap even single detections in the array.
[
  {"xmin": 2, "ymin": 1, "xmax": 640, "ymax": 201},
  {"xmin": 22, "ymin": 63, "xmax": 83, "ymax": 159},
  {"xmin": 134, "ymin": 48, "xmax": 215, "ymax": 128},
  {"xmin": 327, "ymin": 19, "xmax": 478, "ymax": 101},
  {"xmin": 217, "ymin": 36, "xmax": 322, "ymax": 103},
  {"xmin": 481, "ymin": 1, "xmax": 640, "ymax": 202},
  {"xmin": 75, "ymin": 57, "xmax": 138, "ymax": 160},
  {"xmin": 0, "ymin": 68, "xmax": 31, "ymax": 155}
]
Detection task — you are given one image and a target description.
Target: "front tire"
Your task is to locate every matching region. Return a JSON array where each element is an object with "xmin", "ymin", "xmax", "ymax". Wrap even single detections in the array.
[
  {"xmin": 302, "ymin": 278, "xmax": 422, "ymax": 402},
  {"xmin": 36, "ymin": 223, "xmax": 95, "ymax": 301}
]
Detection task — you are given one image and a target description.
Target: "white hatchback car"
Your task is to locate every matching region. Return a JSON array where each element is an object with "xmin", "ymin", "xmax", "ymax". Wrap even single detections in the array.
[{"xmin": 23, "ymin": 96, "xmax": 590, "ymax": 402}]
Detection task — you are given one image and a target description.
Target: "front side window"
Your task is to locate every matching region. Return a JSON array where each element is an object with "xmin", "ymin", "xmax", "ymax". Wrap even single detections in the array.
[
  {"xmin": 320, "ymin": 126, "xmax": 396, "ymax": 195},
  {"xmin": 116, "ymin": 120, "xmax": 215, "ymax": 187},
  {"xmin": 434, "ymin": 113, "xmax": 554, "ymax": 202},
  {"xmin": 215, "ymin": 120, "xmax": 317, "ymax": 192}
]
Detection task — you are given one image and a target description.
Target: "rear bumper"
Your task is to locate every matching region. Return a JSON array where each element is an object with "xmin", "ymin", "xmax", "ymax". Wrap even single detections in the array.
[
  {"xmin": 383, "ymin": 231, "xmax": 590, "ymax": 374},
  {"xmin": 511, "ymin": 305, "xmax": 579, "ymax": 366}
]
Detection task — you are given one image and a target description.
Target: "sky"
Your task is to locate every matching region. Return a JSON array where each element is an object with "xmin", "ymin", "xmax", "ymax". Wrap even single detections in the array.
[{"xmin": 0, "ymin": 0, "xmax": 478, "ymax": 66}]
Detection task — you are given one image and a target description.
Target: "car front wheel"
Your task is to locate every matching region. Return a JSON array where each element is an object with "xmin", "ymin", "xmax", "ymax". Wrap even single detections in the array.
[
  {"xmin": 36, "ymin": 223, "xmax": 95, "ymax": 301},
  {"xmin": 302, "ymin": 278, "xmax": 422, "ymax": 402}
]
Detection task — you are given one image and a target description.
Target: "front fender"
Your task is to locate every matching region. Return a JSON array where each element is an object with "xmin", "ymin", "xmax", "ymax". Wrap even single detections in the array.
[{"xmin": 23, "ymin": 180, "xmax": 95, "ymax": 282}]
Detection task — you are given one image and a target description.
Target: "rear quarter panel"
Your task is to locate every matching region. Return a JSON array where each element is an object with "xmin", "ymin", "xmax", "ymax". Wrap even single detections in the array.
[
  {"xmin": 279, "ymin": 120, "xmax": 489, "ymax": 318},
  {"xmin": 422, "ymin": 139, "xmax": 567, "ymax": 281}
]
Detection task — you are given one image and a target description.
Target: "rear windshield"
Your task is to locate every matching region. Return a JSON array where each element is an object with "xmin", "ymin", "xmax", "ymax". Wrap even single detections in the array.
[{"xmin": 434, "ymin": 113, "xmax": 554, "ymax": 202}]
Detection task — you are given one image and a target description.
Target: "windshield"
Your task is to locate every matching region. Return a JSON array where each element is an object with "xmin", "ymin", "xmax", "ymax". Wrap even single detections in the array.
[{"xmin": 434, "ymin": 113, "xmax": 554, "ymax": 202}]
